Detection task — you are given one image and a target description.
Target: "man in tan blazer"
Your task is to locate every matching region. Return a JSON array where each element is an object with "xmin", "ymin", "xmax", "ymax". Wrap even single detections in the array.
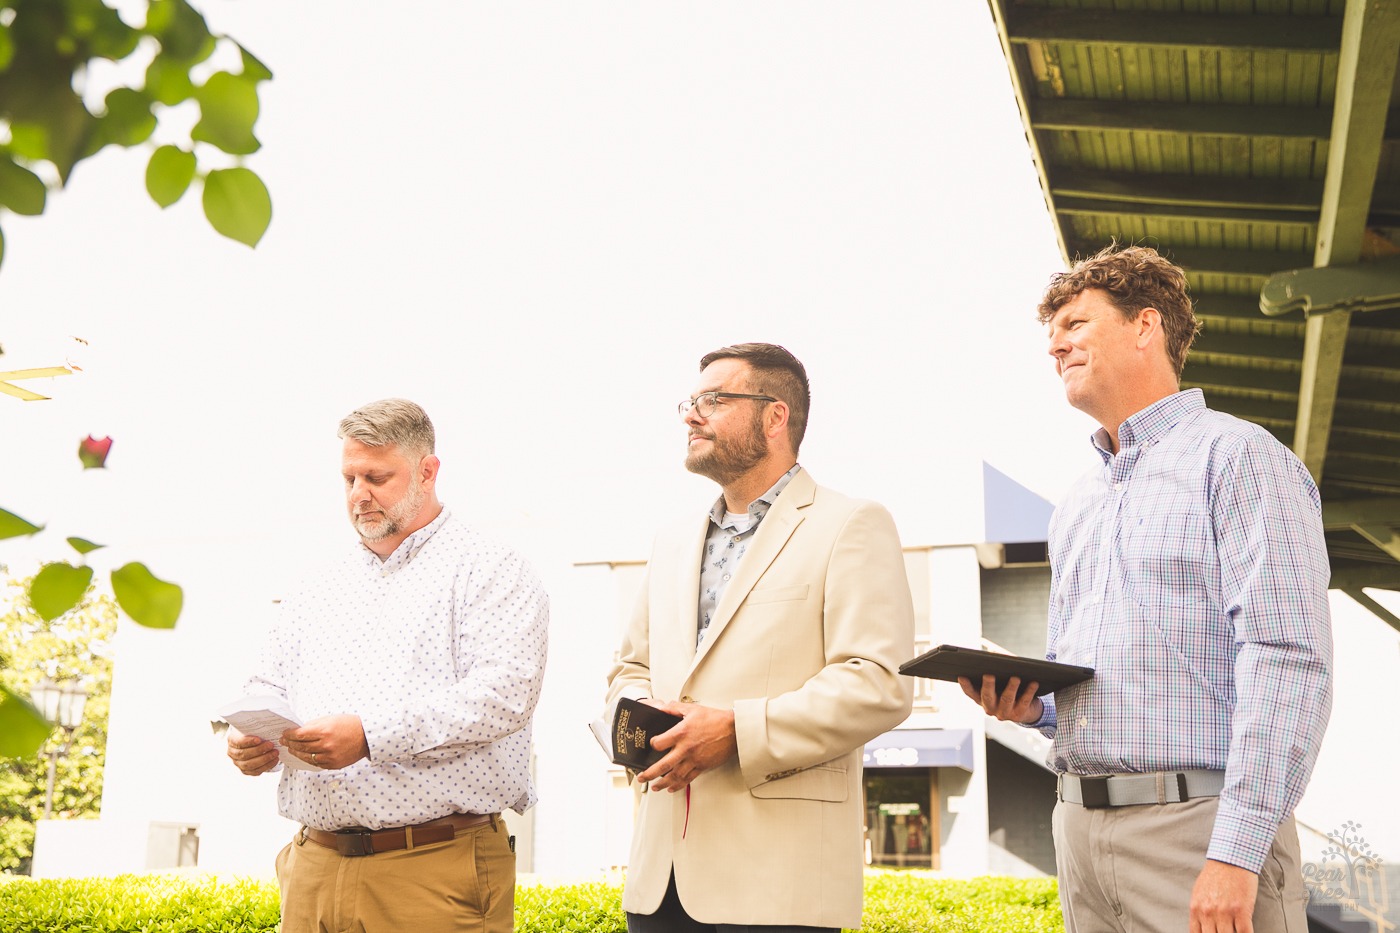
[{"xmin": 606, "ymin": 342, "xmax": 915, "ymax": 932}]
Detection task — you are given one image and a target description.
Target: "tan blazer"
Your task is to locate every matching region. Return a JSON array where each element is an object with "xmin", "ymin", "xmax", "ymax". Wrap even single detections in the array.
[{"xmin": 606, "ymin": 468, "xmax": 915, "ymax": 928}]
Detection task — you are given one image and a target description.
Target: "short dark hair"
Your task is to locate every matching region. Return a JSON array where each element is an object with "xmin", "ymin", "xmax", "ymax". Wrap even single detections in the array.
[
  {"xmin": 699, "ymin": 342, "xmax": 810, "ymax": 453},
  {"xmin": 1037, "ymin": 244, "xmax": 1200, "ymax": 377}
]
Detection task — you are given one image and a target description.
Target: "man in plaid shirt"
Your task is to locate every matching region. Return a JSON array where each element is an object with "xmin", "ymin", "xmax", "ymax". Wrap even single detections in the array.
[{"xmin": 963, "ymin": 245, "xmax": 1332, "ymax": 933}]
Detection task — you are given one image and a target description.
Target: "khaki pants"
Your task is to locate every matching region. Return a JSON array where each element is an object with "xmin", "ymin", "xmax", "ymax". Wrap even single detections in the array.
[
  {"xmin": 1053, "ymin": 797, "xmax": 1308, "ymax": 933},
  {"xmin": 275, "ymin": 816, "xmax": 514, "ymax": 933}
]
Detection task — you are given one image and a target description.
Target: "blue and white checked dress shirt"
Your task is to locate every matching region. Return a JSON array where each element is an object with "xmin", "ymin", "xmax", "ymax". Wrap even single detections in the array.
[{"xmin": 1032, "ymin": 389, "xmax": 1332, "ymax": 872}]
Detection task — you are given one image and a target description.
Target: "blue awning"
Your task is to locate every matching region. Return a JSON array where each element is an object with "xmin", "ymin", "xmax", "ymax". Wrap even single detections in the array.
[{"xmin": 863, "ymin": 729, "xmax": 974, "ymax": 771}]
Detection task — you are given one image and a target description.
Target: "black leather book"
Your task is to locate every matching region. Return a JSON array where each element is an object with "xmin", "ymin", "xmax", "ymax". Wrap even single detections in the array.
[
  {"xmin": 899, "ymin": 644, "xmax": 1094, "ymax": 696},
  {"xmin": 604, "ymin": 697, "xmax": 682, "ymax": 770}
]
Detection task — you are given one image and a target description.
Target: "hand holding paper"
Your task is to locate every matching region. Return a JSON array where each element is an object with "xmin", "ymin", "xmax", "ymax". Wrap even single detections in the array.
[{"xmin": 218, "ymin": 695, "xmax": 324, "ymax": 772}]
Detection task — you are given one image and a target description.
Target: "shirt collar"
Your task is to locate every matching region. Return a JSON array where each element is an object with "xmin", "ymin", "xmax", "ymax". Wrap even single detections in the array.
[
  {"xmin": 1091, "ymin": 389, "xmax": 1204, "ymax": 461},
  {"xmin": 706, "ymin": 463, "xmax": 802, "ymax": 529},
  {"xmin": 359, "ymin": 506, "xmax": 451, "ymax": 570}
]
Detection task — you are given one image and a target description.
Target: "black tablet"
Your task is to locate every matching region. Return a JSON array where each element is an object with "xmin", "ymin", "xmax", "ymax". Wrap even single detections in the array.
[{"xmin": 899, "ymin": 644, "xmax": 1094, "ymax": 696}]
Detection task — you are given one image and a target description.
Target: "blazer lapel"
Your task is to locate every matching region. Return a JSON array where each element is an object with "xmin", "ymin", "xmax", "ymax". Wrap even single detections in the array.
[
  {"xmin": 684, "ymin": 470, "xmax": 815, "ymax": 677},
  {"xmin": 664, "ymin": 513, "xmax": 709, "ymax": 679}
]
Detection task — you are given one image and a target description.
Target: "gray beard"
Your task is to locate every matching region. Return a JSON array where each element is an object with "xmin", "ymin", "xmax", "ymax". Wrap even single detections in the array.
[{"xmin": 354, "ymin": 480, "xmax": 425, "ymax": 542}]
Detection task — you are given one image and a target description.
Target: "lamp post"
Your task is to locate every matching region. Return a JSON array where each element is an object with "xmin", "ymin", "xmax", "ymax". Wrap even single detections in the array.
[{"xmin": 29, "ymin": 678, "xmax": 89, "ymax": 820}]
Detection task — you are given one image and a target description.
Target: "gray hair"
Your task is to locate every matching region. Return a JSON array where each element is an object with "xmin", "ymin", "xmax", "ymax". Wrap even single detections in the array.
[{"xmin": 337, "ymin": 398, "xmax": 436, "ymax": 457}]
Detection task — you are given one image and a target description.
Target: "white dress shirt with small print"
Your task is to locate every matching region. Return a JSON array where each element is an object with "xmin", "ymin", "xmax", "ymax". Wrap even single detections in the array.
[{"xmin": 245, "ymin": 507, "xmax": 549, "ymax": 831}]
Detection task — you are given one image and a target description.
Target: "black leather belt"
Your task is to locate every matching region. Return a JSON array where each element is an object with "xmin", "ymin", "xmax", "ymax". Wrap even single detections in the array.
[{"xmin": 300, "ymin": 812, "xmax": 495, "ymax": 856}]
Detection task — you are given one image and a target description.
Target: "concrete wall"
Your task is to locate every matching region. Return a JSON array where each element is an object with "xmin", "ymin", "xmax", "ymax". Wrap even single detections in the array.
[
  {"xmin": 979, "ymin": 565, "xmax": 1051, "ymax": 657},
  {"xmin": 985, "ymin": 740, "xmax": 1056, "ymax": 876}
]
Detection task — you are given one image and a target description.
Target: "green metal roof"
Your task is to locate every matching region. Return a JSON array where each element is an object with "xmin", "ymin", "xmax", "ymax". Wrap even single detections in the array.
[{"xmin": 985, "ymin": 0, "xmax": 1400, "ymax": 621}]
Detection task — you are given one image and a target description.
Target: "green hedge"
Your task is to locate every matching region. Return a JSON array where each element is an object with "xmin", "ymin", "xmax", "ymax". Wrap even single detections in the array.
[
  {"xmin": 0, "ymin": 872, "xmax": 1062, "ymax": 932},
  {"xmin": 0, "ymin": 875, "xmax": 279, "ymax": 932}
]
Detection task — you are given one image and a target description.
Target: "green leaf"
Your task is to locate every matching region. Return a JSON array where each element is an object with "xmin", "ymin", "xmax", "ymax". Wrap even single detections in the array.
[
  {"xmin": 145, "ymin": 52, "xmax": 195, "ymax": 106},
  {"xmin": 99, "ymin": 87, "xmax": 156, "ymax": 147},
  {"xmin": 111, "ymin": 562, "xmax": 183, "ymax": 629},
  {"xmin": 6, "ymin": 122, "xmax": 49, "ymax": 161},
  {"xmin": 0, "ymin": 157, "xmax": 48, "ymax": 215},
  {"xmin": 192, "ymin": 72, "xmax": 260, "ymax": 155},
  {"xmin": 202, "ymin": 168, "xmax": 271, "ymax": 247},
  {"xmin": 0, "ymin": 685, "xmax": 53, "ymax": 758},
  {"xmin": 67, "ymin": 536, "xmax": 106, "ymax": 555},
  {"xmin": 79, "ymin": 0, "xmax": 144, "ymax": 62},
  {"xmin": 146, "ymin": 0, "xmax": 215, "ymax": 64},
  {"xmin": 0, "ymin": 61, "xmax": 98, "ymax": 181},
  {"xmin": 146, "ymin": 145, "xmax": 196, "ymax": 208},
  {"xmin": 0, "ymin": 506, "xmax": 44, "ymax": 539},
  {"xmin": 30, "ymin": 562, "xmax": 95, "ymax": 621},
  {"xmin": 239, "ymin": 44, "xmax": 273, "ymax": 83},
  {"xmin": 0, "ymin": 224, "xmax": 5, "ymax": 275},
  {"xmin": 0, "ymin": 23, "xmax": 14, "ymax": 73}
]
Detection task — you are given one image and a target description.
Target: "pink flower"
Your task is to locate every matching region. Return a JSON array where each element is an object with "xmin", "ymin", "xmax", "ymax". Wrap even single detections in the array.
[{"xmin": 78, "ymin": 435, "xmax": 113, "ymax": 469}]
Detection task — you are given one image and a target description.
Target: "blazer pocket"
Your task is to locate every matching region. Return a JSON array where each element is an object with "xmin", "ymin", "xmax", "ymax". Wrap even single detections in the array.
[
  {"xmin": 750, "ymin": 763, "xmax": 848, "ymax": 802},
  {"xmin": 745, "ymin": 583, "xmax": 810, "ymax": 605}
]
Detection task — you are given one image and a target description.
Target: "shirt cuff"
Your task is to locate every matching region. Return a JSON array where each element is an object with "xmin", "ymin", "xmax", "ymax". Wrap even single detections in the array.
[
  {"xmin": 360, "ymin": 710, "xmax": 414, "ymax": 764},
  {"xmin": 1206, "ymin": 801, "xmax": 1281, "ymax": 874},
  {"xmin": 1026, "ymin": 693, "xmax": 1057, "ymax": 737}
]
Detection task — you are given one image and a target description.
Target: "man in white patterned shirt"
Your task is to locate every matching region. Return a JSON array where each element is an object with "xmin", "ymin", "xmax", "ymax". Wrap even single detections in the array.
[
  {"xmin": 962, "ymin": 246, "xmax": 1332, "ymax": 933},
  {"xmin": 226, "ymin": 398, "xmax": 548, "ymax": 933}
]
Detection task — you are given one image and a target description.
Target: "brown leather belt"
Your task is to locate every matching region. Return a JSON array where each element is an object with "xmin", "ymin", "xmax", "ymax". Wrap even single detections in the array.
[{"xmin": 301, "ymin": 812, "xmax": 495, "ymax": 857}]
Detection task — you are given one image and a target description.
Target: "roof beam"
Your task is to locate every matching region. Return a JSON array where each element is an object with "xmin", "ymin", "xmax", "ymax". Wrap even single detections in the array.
[
  {"xmin": 1203, "ymin": 395, "xmax": 1296, "ymax": 426},
  {"xmin": 1330, "ymin": 430, "xmax": 1400, "ymax": 460},
  {"xmin": 1182, "ymin": 362, "xmax": 1302, "ymax": 395},
  {"xmin": 1330, "ymin": 562, "xmax": 1400, "ymax": 591},
  {"xmin": 1032, "ymin": 99, "xmax": 1336, "ymax": 141},
  {"xmin": 1053, "ymin": 170, "xmax": 1322, "ymax": 213},
  {"xmin": 1292, "ymin": 0, "xmax": 1400, "ymax": 481},
  {"xmin": 1004, "ymin": 8, "xmax": 1342, "ymax": 53},
  {"xmin": 1195, "ymin": 294, "xmax": 1293, "ymax": 321},
  {"xmin": 1054, "ymin": 196, "xmax": 1317, "ymax": 229},
  {"xmin": 1354, "ymin": 525, "xmax": 1400, "ymax": 563},
  {"xmin": 1323, "ymin": 498, "xmax": 1400, "ymax": 531},
  {"xmin": 1191, "ymin": 330, "xmax": 1304, "ymax": 361},
  {"xmin": 1032, "ymin": 99, "xmax": 1400, "ymax": 142},
  {"xmin": 1341, "ymin": 588, "xmax": 1400, "ymax": 633},
  {"xmin": 1324, "ymin": 456, "xmax": 1400, "ymax": 491},
  {"xmin": 985, "ymin": 0, "xmax": 1072, "ymax": 266},
  {"xmin": 1065, "ymin": 240, "xmax": 1314, "ymax": 280},
  {"xmin": 1155, "ymin": 247, "xmax": 1314, "ymax": 280}
]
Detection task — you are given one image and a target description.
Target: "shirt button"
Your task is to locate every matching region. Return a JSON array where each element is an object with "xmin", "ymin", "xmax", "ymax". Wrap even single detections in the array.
[
  {"xmin": 722, "ymin": 573, "xmax": 731, "ymax": 581},
  {"xmin": 331, "ymin": 781, "xmax": 341, "ymax": 789},
  {"xmin": 1077, "ymin": 717, "xmax": 1088, "ymax": 727}
]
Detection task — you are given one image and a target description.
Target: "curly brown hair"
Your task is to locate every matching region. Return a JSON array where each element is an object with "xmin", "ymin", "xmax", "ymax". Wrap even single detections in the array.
[{"xmin": 1037, "ymin": 244, "xmax": 1201, "ymax": 377}]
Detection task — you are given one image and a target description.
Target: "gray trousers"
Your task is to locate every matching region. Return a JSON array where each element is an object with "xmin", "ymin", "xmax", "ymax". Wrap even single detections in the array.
[{"xmin": 1053, "ymin": 796, "xmax": 1308, "ymax": 933}]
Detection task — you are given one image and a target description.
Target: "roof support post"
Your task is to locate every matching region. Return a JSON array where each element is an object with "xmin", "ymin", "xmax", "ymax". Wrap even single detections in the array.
[{"xmin": 1290, "ymin": 0, "xmax": 1400, "ymax": 482}]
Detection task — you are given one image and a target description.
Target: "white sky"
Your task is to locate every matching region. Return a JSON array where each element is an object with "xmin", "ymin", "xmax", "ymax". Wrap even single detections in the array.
[
  {"xmin": 1, "ymin": 2, "xmax": 1086, "ymax": 576},
  {"xmin": 3, "ymin": 2, "xmax": 1394, "ymax": 866}
]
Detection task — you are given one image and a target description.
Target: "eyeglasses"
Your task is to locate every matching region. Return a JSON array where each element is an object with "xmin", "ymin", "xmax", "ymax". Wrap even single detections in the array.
[{"xmin": 677, "ymin": 391, "xmax": 777, "ymax": 418}]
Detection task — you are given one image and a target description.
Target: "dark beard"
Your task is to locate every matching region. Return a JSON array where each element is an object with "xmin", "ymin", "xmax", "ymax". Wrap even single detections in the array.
[{"xmin": 685, "ymin": 413, "xmax": 768, "ymax": 485}]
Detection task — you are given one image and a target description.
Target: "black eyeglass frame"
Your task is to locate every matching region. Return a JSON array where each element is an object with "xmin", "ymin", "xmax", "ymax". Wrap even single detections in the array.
[{"xmin": 677, "ymin": 391, "xmax": 778, "ymax": 417}]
